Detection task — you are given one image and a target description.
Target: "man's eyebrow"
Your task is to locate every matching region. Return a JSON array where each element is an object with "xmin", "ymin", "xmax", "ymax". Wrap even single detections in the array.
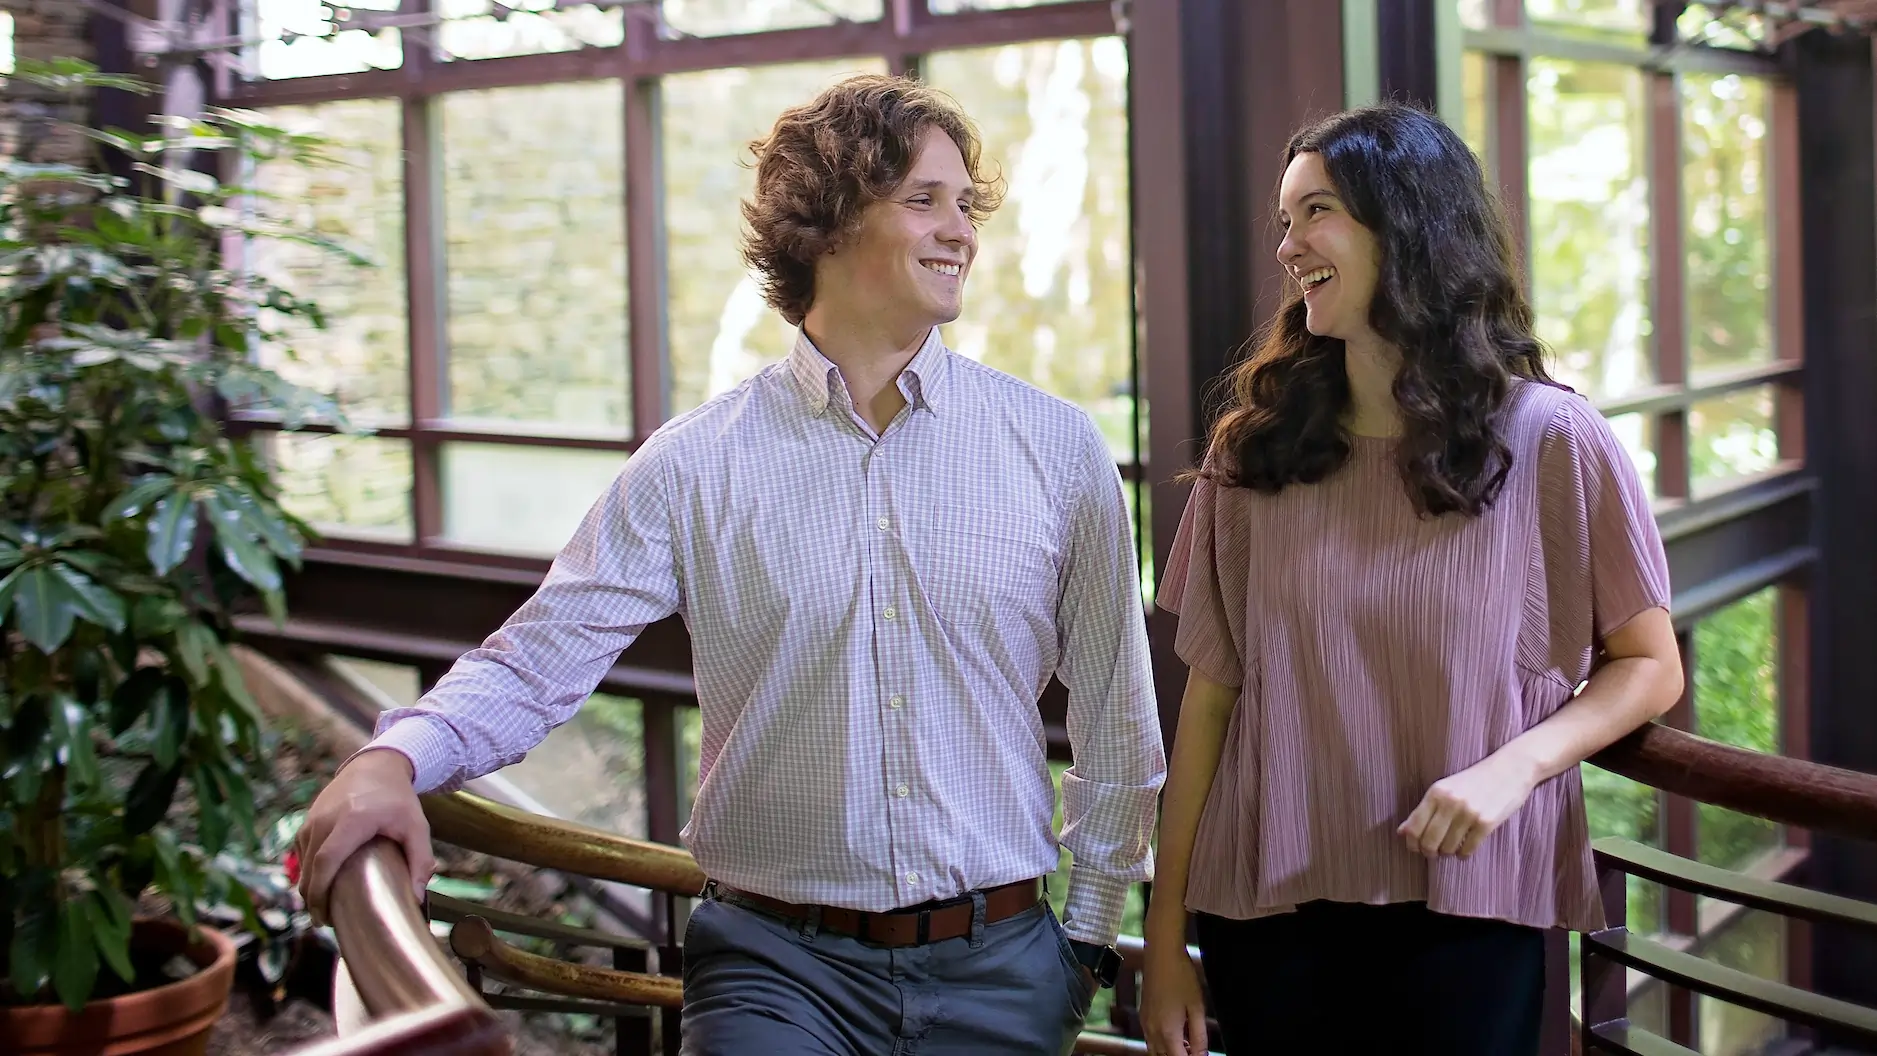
[{"xmin": 903, "ymin": 179, "xmax": 975, "ymax": 200}]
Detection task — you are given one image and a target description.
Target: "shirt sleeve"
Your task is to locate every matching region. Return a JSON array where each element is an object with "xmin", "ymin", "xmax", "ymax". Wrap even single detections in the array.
[
  {"xmin": 1546, "ymin": 397, "xmax": 1673, "ymax": 642},
  {"xmin": 1156, "ymin": 469, "xmax": 1246, "ymax": 690},
  {"xmin": 360, "ymin": 438, "xmax": 684, "ymax": 794},
  {"xmin": 1053, "ymin": 420, "xmax": 1167, "ymax": 945}
]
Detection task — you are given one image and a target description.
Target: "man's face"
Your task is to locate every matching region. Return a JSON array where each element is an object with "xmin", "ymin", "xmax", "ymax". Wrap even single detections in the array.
[{"xmin": 818, "ymin": 125, "xmax": 978, "ymax": 331}]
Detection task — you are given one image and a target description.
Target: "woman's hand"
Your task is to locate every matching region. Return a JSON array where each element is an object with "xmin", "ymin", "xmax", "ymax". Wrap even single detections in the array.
[
  {"xmin": 1398, "ymin": 748, "xmax": 1542, "ymax": 859},
  {"xmin": 1140, "ymin": 933, "xmax": 1210, "ymax": 1056}
]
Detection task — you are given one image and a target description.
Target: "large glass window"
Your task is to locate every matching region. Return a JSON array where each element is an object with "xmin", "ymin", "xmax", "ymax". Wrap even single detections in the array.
[
  {"xmin": 1459, "ymin": 7, "xmax": 1805, "ymax": 1050},
  {"xmin": 226, "ymin": 0, "xmax": 1147, "ymax": 982},
  {"xmin": 440, "ymin": 82, "xmax": 631, "ymax": 435},
  {"xmin": 1526, "ymin": 58, "xmax": 1651, "ymax": 403},
  {"xmin": 661, "ymin": 59, "xmax": 888, "ymax": 416},
  {"xmin": 233, "ymin": 2, "xmax": 1139, "ymax": 569},
  {"xmin": 1693, "ymin": 589, "xmax": 1781, "ymax": 871},
  {"xmin": 925, "ymin": 38, "xmax": 1135, "ymax": 461},
  {"xmin": 250, "ymin": 98, "xmax": 409, "ymax": 424}
]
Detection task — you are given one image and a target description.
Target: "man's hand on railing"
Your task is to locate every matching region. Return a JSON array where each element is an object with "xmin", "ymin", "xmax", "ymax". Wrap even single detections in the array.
[{"xmin": 295, "ymin": 747, "xmax": 437, "ymax": 922}]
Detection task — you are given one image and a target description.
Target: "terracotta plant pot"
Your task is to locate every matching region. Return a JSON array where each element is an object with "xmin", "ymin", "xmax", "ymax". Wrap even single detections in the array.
[{"xmin": 1, "ymin": 919, "xmax": 238, "ymax": 1056}]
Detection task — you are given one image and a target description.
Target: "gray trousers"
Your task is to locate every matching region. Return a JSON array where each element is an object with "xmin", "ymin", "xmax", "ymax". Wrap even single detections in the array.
[{"xmin": 679, "ymin": 889, "xmax": 1098, "ymax": 1055}]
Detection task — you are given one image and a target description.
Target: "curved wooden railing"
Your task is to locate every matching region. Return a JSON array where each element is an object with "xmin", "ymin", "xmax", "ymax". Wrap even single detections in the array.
[
  {"xmin": 1589, "ymin": 723, "xmax": 1877, "ymax": 839},
  {"xmin": 293, "ymin": 722, "xmax": 1877, "ymax": 1056},
  {"xmin": 294, "ymin": 839, "xmax": 510, "ymax": 1055},
  {"xmin": 1575, "ymin": 724, "xmax": 1877, "ymax": 1056}
]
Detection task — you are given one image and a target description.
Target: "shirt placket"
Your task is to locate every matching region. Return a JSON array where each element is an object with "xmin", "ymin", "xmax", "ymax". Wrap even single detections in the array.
[{"xmin": 864, "ymin": 429, "xmax": 929, "ymax": 909}]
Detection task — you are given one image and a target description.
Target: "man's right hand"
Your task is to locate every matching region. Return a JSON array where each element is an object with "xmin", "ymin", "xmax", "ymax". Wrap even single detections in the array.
[{"xmin": 293, "ymin": 747, "xmax": 436, "ymax": 924}]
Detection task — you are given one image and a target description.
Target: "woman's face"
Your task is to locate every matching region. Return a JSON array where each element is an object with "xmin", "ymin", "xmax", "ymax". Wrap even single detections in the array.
[{"xmin": 1276, "ymin": 151, "xmax": 1382, "ymax": 343}]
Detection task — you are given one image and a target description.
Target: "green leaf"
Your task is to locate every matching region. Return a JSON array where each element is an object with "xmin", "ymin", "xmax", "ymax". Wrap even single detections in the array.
[
  {"xmin": 208, "ymin": 635, "xmax": 258, "ymax": 719},
  {"xmin": 123, "ymin": 760, "xmax": 183, "ymax": 836},
  {"xmin": 49, "ymin": 561, "xmax": 126, "ymax": 634},
  {"xmin": 0, "ymin": 540, "xmax": 22, "ymax": 571},
  {"xmin": 128, "ymin": 161, "xmax": 219, "ymax": 197},
  {"xmin": 102, "ymin": 477, "xmax": 176, "ymax": 524},
  {"xmin": 262, "ymin": 587, "xmax": 287, "ymax": 628},
  {"xmin": 194, "ymin": 765, "xmax": 229, "ymax": 855},
  {"xmin": 2, "ymin": 695, "xmax": 53, "ymax": 805},
  {"xmin": 144, "ymin": 672, "xmax": 190, "ymax": 770},
  {"xmin": 38, "ymin": 521, "xmax": 104, "ymax": 546},
  {"xmin": 207, "ymin": 507, "xmax": 281, "ymax": 593},
  {"xmin": 210, "ymin": 483, "xmax": 302, "ymax": 567},
  {"xmin": 5, "ymin": 740, "xmax": 49, "ymax": 807},
  {"xmin": 222, "ymin": 881, "xmax": 265, "ymax": 939},
  {"xmin": 130, "ymin": 595, "xmax": 184, "ymax": 639},
  {"xmin": 54, "ymin": 548, "xmax": 109, "ymax": 577},
  {"xmin": 85, "ymin": 889, "xmax": 136, "ymax": 985},
  {"xmin": 51, "ymin": 694, "xmax": 101, "ymax": 791},
  {"xmin": 146, "ymin": 829, "xmax": 198, "ymax": 927},
  {"xmin": 0, "ymin": 564, "xmax": 27, "ymax": 621},
  {"xmin": 174, "ymin": 620, "xmax": 215, "ymax": 687},
  {"xmin": 217, "ymin": 761, "xmax": 257, "ymax": 851},
  {"xmin": 53, "ymin": 899, "xmax": 99, "ymax": 1011},
  {"xmin": 11, "ymin": 565, "xmax": 79, "ymax": 653},
  {"xmin": 146, "ymin": 492, "xmax": 197, "ymax": 576},
  {"xmin": 109, "ymin": 666, "xmax": 165, "ymax": 735},
  {"xmin": 8, "ymin": 898, "xmax": 56, "ymax": 1000}
]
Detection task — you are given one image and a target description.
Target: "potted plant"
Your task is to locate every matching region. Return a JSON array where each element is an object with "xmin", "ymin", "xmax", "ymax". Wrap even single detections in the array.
[{"xmin": 0, "ymin": 58, "xmax": 361, "ymax": 1053}]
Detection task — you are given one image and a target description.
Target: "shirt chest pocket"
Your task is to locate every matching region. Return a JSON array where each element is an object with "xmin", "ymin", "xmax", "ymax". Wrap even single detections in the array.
[{"xmin": 906, "ymin": 504, "xmax": 1061, "ymax": 628}]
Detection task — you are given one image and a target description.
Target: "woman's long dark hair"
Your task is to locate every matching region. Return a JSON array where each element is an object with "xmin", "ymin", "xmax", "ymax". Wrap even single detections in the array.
[{"xmin": 1205, "ymin": 103, "xmax": 1553, "ymax": 517}]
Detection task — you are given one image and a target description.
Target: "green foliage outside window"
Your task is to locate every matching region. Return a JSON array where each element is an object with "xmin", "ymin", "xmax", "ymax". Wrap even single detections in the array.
[{"xmin": 1694, "ymin": 589, "xmax": 1781, "ymax": 870}]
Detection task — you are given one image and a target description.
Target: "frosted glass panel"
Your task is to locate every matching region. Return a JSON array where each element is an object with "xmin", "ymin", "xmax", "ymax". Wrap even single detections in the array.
[
  {"xmin": 440, "ymin": 82, "xmax": 629, "ymax": 435},
  {"xmin": 251, "ymin": 98, "xmax": 409, "ymax": 424},
  {"xmin": 440, "ymin": 443, "xmax": 625, "ymax": 555},
  {"xmin": 267, "ymin": 432, "xmax": 413, "ymax": 543}
]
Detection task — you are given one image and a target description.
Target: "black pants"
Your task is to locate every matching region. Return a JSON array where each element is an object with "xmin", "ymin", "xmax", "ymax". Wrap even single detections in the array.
[{"xmin": 1195, "ymin": 900, "xmax": 1546, "ymax": 1056}]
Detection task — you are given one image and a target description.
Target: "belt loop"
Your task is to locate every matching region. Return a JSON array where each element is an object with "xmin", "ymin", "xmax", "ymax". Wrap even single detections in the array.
[
  {"xmin": 968, "ymin": 890, "xmax": 988, "ymax": 949},
  {"xmin": 801, "ymin": 904, "xmax": 822, "ymax": 942}
]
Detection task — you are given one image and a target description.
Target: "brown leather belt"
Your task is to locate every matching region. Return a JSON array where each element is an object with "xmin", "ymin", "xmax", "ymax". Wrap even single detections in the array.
[{"xmin": 714, "ymin": 878, "xmax": 1043, "ymax": 948}]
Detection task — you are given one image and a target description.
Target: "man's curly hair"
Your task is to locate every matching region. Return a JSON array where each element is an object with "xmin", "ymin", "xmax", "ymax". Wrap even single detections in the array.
[{"xmin": 741, "ymin": 74, "xmax": 1005, "ymax": 325}]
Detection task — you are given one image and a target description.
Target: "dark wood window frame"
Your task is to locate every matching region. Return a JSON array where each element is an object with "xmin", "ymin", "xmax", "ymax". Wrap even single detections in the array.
[
  {"xmin": 178, "ymin": 0, "xmax": 1199, "ymax": 871},
  {"xmin": 216, "ymin": 0, "xmax": 1144, "ymax": 573}
]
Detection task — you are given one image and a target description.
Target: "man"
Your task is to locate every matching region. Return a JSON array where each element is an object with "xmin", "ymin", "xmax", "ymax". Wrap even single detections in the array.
[{"xmin": 295, "ymin": 74, "xmax": 1164, "ymax": 1055}]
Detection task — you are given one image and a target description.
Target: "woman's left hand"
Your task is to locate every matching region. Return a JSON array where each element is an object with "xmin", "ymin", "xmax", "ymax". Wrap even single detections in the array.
[{"xmin": 1399, "ymin": 750, "xmax": 1542, "ymax": 859}]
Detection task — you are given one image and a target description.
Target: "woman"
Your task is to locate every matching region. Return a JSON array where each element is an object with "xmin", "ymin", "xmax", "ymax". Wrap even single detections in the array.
[{"xmin": 1139, "ymin": 104, "xmax": 1684, "ymax": 1056}]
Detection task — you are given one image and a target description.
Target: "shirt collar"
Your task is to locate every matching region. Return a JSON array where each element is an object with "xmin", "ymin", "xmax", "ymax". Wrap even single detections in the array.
[{"xmin": 787, "ymin": 327, "xmax": 951, "ymax": 417}]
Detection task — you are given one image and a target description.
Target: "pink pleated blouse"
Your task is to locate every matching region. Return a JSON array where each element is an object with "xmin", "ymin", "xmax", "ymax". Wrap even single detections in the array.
[{"xmin": 1158, "ymin": 380, "xmax": 1670, "ymax": 932}]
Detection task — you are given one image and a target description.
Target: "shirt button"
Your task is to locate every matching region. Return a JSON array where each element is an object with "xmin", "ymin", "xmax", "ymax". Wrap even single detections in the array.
[
  {"xmin": 883, "ymin": 606, "xmax": 897, "ymax": 621},
  {"xmin": 896, "ymin": 783, "xmax": 909, "ymax": 798},
  {"xmin": 876, "ymin": 516, "xmax": 890, "ymax": 531},
  {"xmin": 888, "ymin": 694, "xmax": 904, "ymax": 709},
  {"xmin": 906, "ymin": 871, "xmax": 919, "ymax": 885}
]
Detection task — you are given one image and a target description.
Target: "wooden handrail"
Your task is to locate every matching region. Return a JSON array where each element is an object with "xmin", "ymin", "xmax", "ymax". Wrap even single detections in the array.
[
  {"xmin": 1585, "ymin": 929, "xmax": 1877, "ymax": 1041},
  {"xmin": 1589, "ymin": 723, "xmax": 1877, "ymax": 842},
  {"xmin": 329, "ymin": 838, "xmax": 493, "ymax": 1019},
  {"xmin": 305, "ymin": 838, "xmax": 509, "ymax": 1056},
  {"xmin": 1593, "ymin": 838, "xmax": 1877, "ymax": 934},
  {"xmin": 449, "ymin": 915, "xmax": 687, "ymax": 1008},
  {"xmin": 422, "ymin": 791, "xmax": 708, "ymax": 896}
]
